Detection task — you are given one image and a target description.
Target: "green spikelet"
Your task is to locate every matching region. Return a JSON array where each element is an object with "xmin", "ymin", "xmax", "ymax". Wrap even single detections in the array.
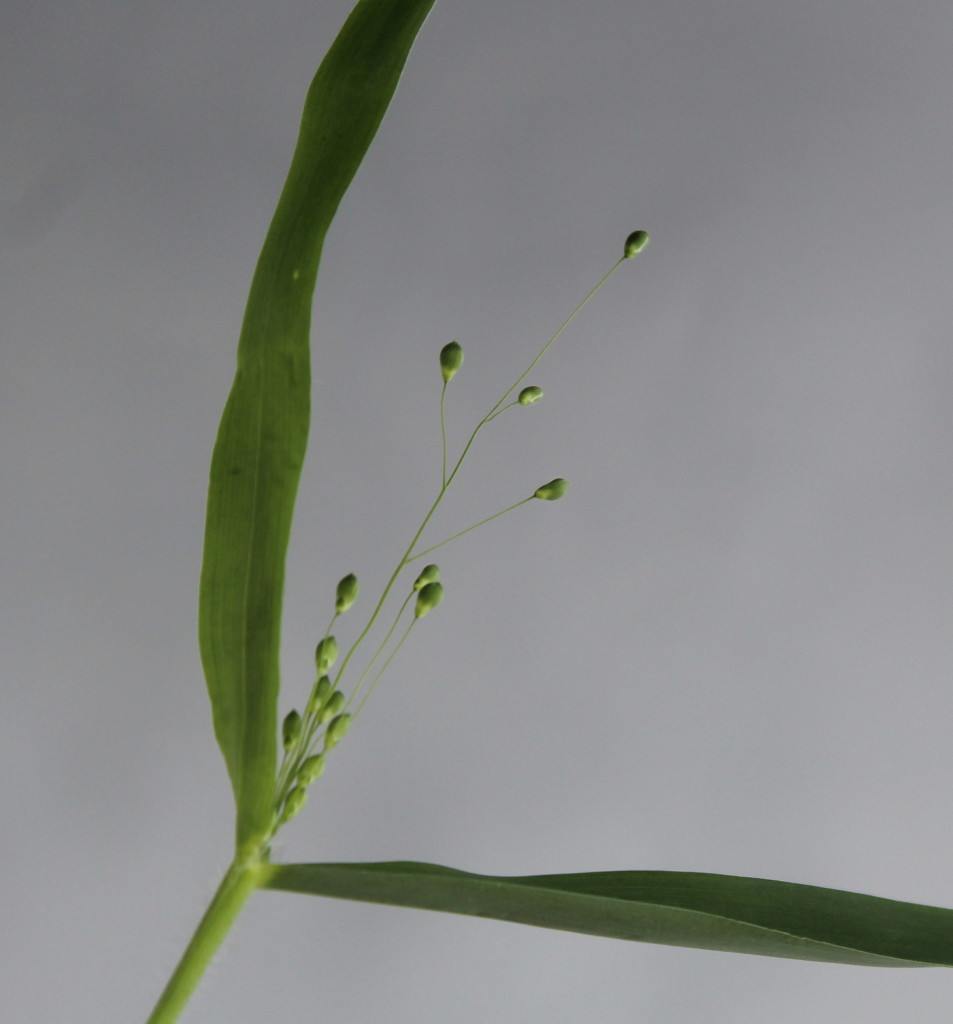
[
  {"xmin": 534, "ymin": 478, "xmax": 569, "ymax": 501},
  {"xmin": 413, "ymin": 564, "xmax": 441, "ymax": 590},
  {"xmin": 307, "ymin": 675, "xmax": 333, "ymax": 715},
  {"xmin": 281, "ymin": 709, "xmax": 302, "ymax": 751},
  {"xmin": 279, "ymin": 786, "xmax": 307, "ymax": 825},
  {"xmin": 518, "ymin": 385, "xmax": 544, "ymax": 405},
  {"xmin": 624, "ymin": 230, "xmax": 649, "ymax": 258},
  {"xmin": 318, "ymin": 690, "xmax": 346, "ymax": 724},
  {"xmin": 335, "ymin": 573, "xmax": 359, "ymax": 613},
  {"xmin": 315, "ymin": 635, "xmax": 339, "ymax": 673},
  {"xmin": 415, "ymin": 580, "xmax": 444, "ymax": 618},
  {"xmin": 296, "ymin": 754, "xmax": 326, "ymax": 786},
  {"xmin": 439, "ymin": 340, "xmax": 464, "ymax": 382},
  {"xmin": 324, "ymin": 713, "xmax": 352, "ymax": 751}
]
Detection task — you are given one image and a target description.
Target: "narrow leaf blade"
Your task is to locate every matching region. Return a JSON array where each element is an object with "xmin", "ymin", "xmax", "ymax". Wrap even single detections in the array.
[
  {"xmin": 198, "ymin": 0, "xmax": 438, "ymax": 850},
  {"xmin": 263, "ymin": 861, "xmax": 953, "ymax": 967}
]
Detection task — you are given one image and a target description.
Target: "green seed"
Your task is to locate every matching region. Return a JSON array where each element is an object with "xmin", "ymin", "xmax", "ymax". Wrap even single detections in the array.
[
  {"xmin": 335, "ymin": 573, "xmax": 359, "ymax": 613},
  {"xmin": 279, "ymin": 786, "xmax": 307, "ymax": 824},
  {"xmin": 518, "ymin": 386, "xmax": 544, "ymax": 405},
  {"xmin": 413, "ymin": 564, "xmax": 441, "ymax": 590},
  {"xmin": 296, "ymin": 754, "xmax": 326, "ymax": 785},
  {"xmin": 534, "ymin": 478, "xmax": 569, "ymax": 501},
  {"xmin": 281, "ymin": 709, "xmax": 301, "ymax": 750},
  {"xmin": 415, "ymin": 580, "xmax": 444, "ymax": 618},
  {"xmin": 324, "ymin": 713, "xmax": 352, "ymax": 751},
  {"xmin": 623, "ymin": 230, "xmax": 649, "ymax": 258},
  {"xmin": 439, "ymin": 341, "xmax": 464, "ymax": 382},
  {"xmin": 315, "ymin": 635, "xmax": 339, "ymax": 673}
]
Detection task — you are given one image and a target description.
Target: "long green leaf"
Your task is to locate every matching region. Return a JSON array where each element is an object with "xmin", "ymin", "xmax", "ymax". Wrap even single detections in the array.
[
  {"xmin": 263, "ymin": 861, "xmax": 953, "ymax": 967},
  {"xmin": 199, "ymin": 0, "xmax": 438, "ymax": 852}
]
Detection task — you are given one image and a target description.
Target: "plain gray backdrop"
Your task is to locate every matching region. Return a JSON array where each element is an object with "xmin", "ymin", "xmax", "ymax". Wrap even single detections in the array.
[{"xmin": 4, "ymin": 0, "xmax": 953, "ymax": 1020}]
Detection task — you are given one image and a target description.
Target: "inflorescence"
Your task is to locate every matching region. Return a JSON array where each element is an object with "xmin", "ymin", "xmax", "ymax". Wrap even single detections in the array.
[{"xmin": 270, "ymin": 230, "xmax": 649, "ymax": 835}]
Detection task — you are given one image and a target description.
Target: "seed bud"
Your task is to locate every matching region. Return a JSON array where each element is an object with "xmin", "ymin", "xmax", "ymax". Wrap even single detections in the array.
[
  {"xmin": 282, "ymin": 709, "xmax": 302, "ymax": 750},
  {"xmin": 279, "ymin": 786, "xmax": 307, "ymax": 824},
  {"xmin": 518, "ymin": 386, "xmax": 544, "ymax": 405},
  {"xmin": 335, "ymin": 573, "xmax": 359, "ymax": 613},
  {"xmin": 534, "ymin": 478, "xmax": 569, "ymax": 501},
  {"xmin": 296, "ymin": 754, "xmax": 326, "ymax": 786},
  {"xmin": 439, "ymin": 341, "xmax": 464, "ymax": 382},
  {"xmin": 413, "ymin": 564, "xmax": 441, "ymax": 590},
  {"xmin": 315, "ymin": 635, "xmax": 339, "ymax": 673},
  {"xmin": 324, "ymin": 713, "xmax": 352, "ymax": 751},
  {"xmin": 624, "ymin": 230, "xmax": 649, "ymax": 258},
  {"xmin": 415, "ymin": 580, "xmax": 444, "ymax": 618}
]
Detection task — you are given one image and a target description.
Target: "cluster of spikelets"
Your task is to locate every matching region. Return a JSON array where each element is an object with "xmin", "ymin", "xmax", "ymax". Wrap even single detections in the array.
[
  {"xmin": 272, "ymin": 566, "xmax": 445, "ymax": 831},
  {"xmin": 270, "ymin": 230, "xmax": 648, "ymax": 836}
]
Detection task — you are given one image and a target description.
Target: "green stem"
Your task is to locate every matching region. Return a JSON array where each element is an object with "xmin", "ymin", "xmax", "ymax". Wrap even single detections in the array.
[
  {"xmin": 407, "ymin": 496, "xmax": 533, "ymax": 562},
  {"xmin": 346, "ymin": 591, "xmax": 415, "ymax": 712},
  {"xmin": 484, "ymin": 256, "xmax": 625, "ymax": 420},
  {"xmin": 440, "ymin": 380, "xmax": 449, "ymax": 488},
  {"xmin": 144, "ymin": 854, "xmax": 265, "ymax": 1024},
  {"xmin": 353, "ymin": 616, "xmax": 416, "ymax": 717}
]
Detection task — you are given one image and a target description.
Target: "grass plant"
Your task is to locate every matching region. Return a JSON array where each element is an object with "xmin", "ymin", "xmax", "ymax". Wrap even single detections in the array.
[{"xmin": 141, "ymin": 2, "xmax": 953, "ymax": 1021}]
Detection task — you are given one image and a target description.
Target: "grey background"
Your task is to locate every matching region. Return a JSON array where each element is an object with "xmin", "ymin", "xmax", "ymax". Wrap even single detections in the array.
[{"xmin": 3, "ymin": 0, "xmax": 953, "ymax": 1020}]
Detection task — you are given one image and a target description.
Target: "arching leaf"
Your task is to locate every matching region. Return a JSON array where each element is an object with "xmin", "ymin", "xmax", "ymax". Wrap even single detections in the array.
[
  {"xmin": 264, "ymin": 861, "xmax": 953, "ymax": 967},
  {"xmin": 198, "ymin": 0, "xmax": 438, "ymax": 852}
]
